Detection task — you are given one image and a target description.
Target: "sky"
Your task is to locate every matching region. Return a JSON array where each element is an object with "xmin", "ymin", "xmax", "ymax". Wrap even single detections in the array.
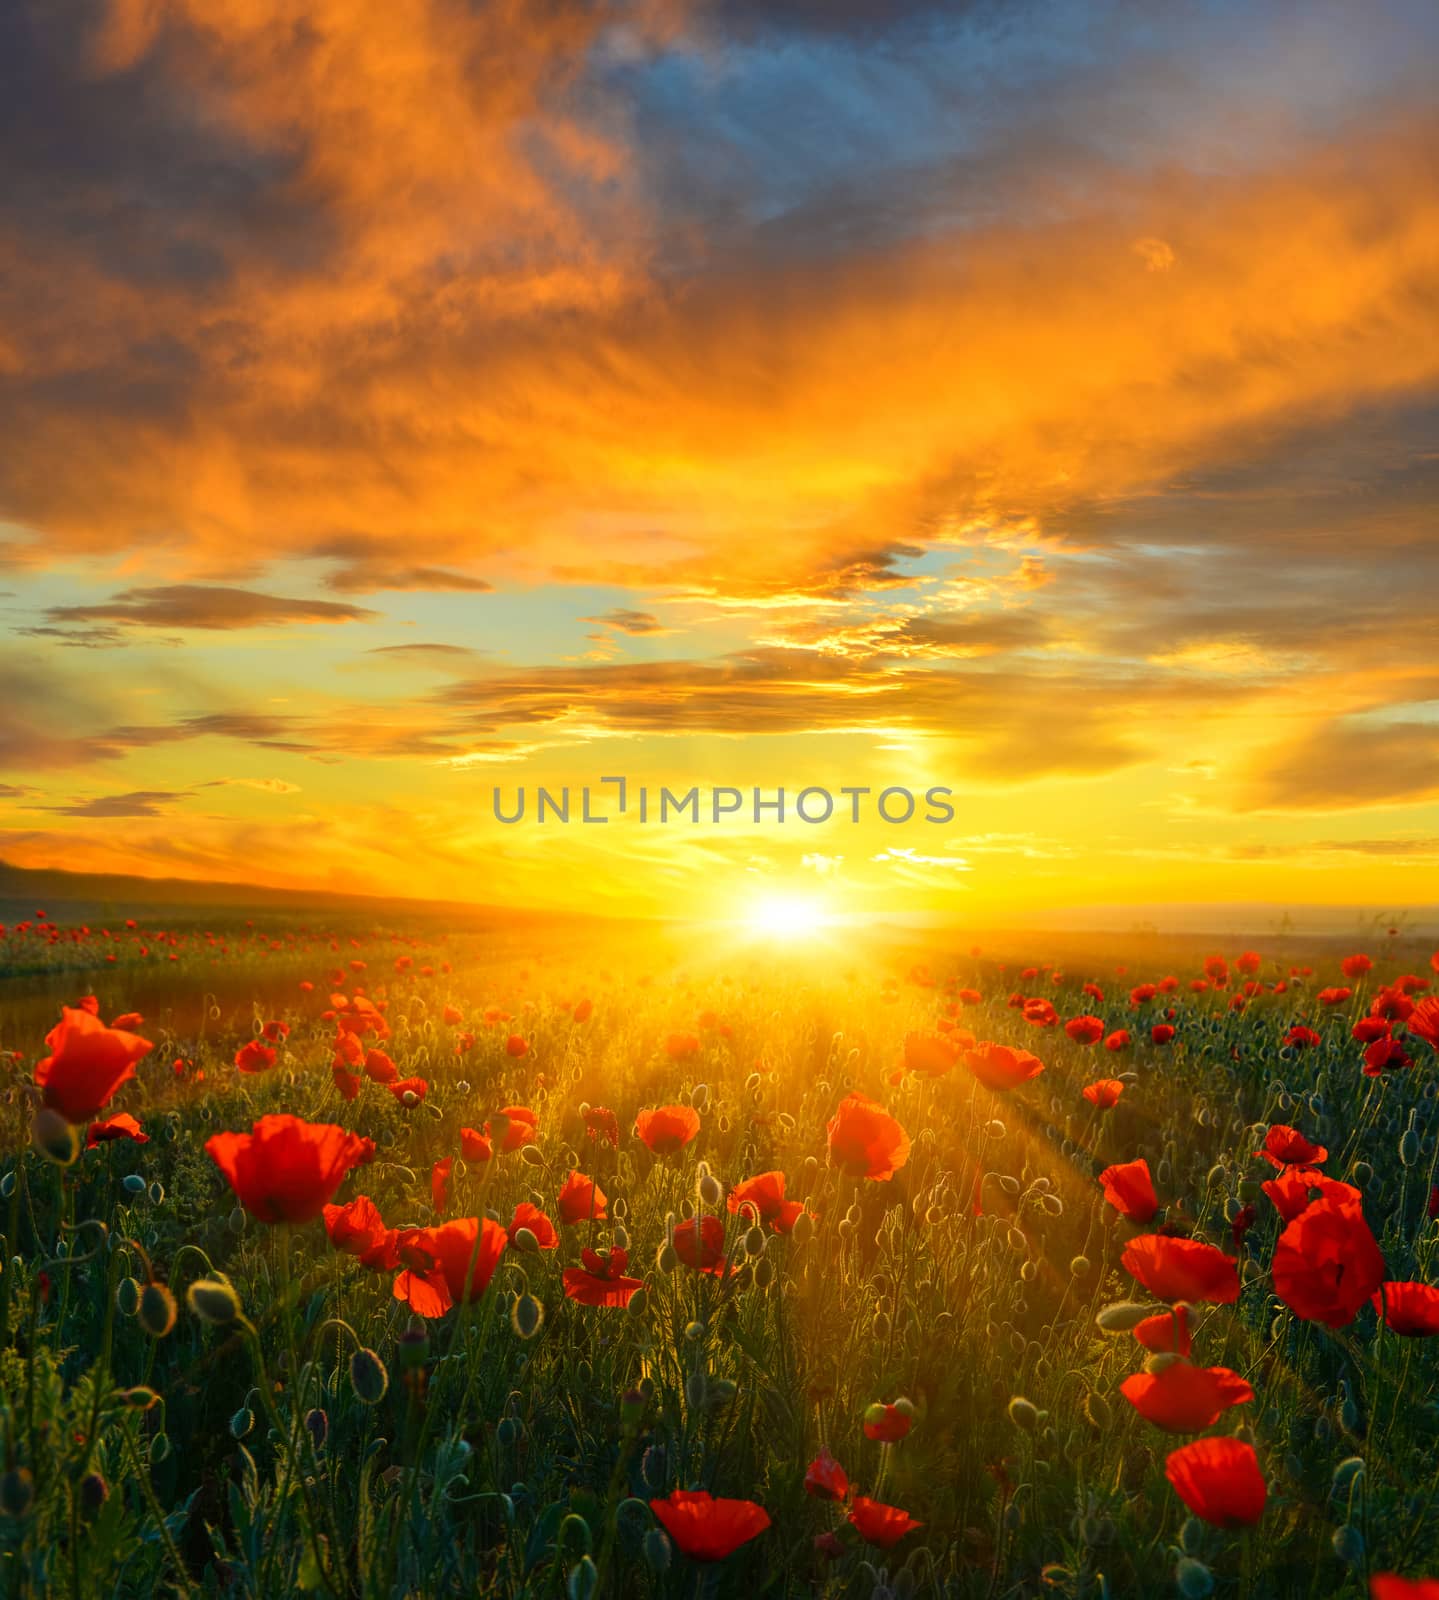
[{"xmin": 1, "ymin": 0, "xmax": 1437, "ymax": 925}]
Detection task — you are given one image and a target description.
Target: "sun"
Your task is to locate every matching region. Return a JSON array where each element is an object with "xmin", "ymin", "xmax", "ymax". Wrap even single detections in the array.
[{"xmin": 745, "ymin": 892, "xmax": 830, "ymax": 940}]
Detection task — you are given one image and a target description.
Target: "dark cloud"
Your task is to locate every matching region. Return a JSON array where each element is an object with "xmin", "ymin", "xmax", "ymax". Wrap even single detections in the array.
[
  {"xmin": 1243, "ymin": 718, "xmax": 1439, "ymax": 812},
  {"xmin": 43, "ymin": 585, "xmax": 379, "ymax": 632},
  {"xmin": 39, "ymin": 789, "xmax": 186, "ymax": 818},
  {"xmin": 582, "ymin": 608, "xmax": 671, "ymax": 635}
]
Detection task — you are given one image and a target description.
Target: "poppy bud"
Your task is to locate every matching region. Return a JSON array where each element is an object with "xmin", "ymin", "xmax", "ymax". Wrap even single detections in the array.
[
  {"xmin": 116, "ymin": 1276, "xmax": 141, "ymax": 1316},
  {"xmin": 138, "ymin": 1282, "xmax": 177, "ymax": 1339},
  {"xmin": 655, "ymin": 1242, "xmax": 678, "ymax": 1274},
  {"xmin": 0, "ymin": 1469, "xmax": 34, "ymax": 1519},
  {"xmin": 301, "ymin": 1408, "xmax": 328, "ymax": 1452},
  {"xmin": 511, "ymin": 1292, "xmax": 544, "ymax": 1340},
  {"xmin": 642, "ymin": 1529, "xmax": 672, "ymax": 1573},
  {"xmin": 1331, "ymin": 1525, "xmax": 1364, "ymax": 1565},
  {"xmin": 684, "ymin": 1319, "xmax": 707, "ymax": 1342},
  {"xmin": 641, "ymin": 1444, "xmax": 666, "ymax": 1488},
  {"xmin": 1083, "ymin": 1391, "xmax": 1111, "ymax": 1430},
  {"xmin": 690, "ymin": 1083, "xmax": 710, "ymax": 1111},
  {"xmin": 0, "ymin": 1173, "xmax": 13, "ymax": 1200},
  {"xmin": 496, "ymin": 1417, "xmax": 523, "ymax": 1446},
  {"xmin": 228, "ymin": 1207, "xmax": 246, "ymax": 1234},
  {"xmin": 511, "ymin": 1227, "xmax": 540, "ymax": 1254},
  {"xmin": 698, "ymin": 1174, "xmax": 723, "ymax": 1209},
  {"xmin": 567, "ymin": 1555, "xmax": 598, "ymax": 1600},
  {"xmin": 791, "ymin": 1211, "xmax": 814, "ymax": 1246},
  {"xmin": 147, "ymin": 1181, "xmax": 164, "ymax": 1205},
  {"xmin": 230, "ymin": 1407, "xmax": 254, "ymax": 1439},
  {"xmin": 1007, "ymin": 1396, "xmax": 1040, "ymax": 1430},
  {"xmin": 626, "ymin": 1286, "xmax": 649, "ymax": 1317},
  {"xmin": 122, "ymin": 1173, "xmax": 146, "ymax": 1194},
  {"xmin": 79, "ymin": 1472, "xmax": 108, "ymax": 1514},
  {"xmin": 119, "ymin": 1385, "xmax": 160, "ymax": 1410},
  {"xmin": 520, "ymin": 1145, "xmax": 544, "ymax": 1166},
  {"xmin": 1095, "ymin": 1300, "xmax": 1159, "ymax": 1333},
  {"xmin": 350, "ymin": 1347, "xmax": 390, "ymax": 1405},
  {"xmin": 1070, "ymin": 1255, "xmax": 1091, "ymax": 1277},
  {"xmin": 187, "ymin": 1276, "xmax": 242, "ymax": 1326},
  {"xmin": 1175, "ymin": 1558, "xmax": 1214, "ymax": 1599},
  {"xmin": 753, "ymin": 1258, "xmax": 774, "ymax": 1289},
  {"xmin": 743, "ymin": 1225, "xmax": 766, "ymax": 1258},
  {"xmin": 149, "ymin": 1433, "xmax": 170, "ymax": 1464},
  {"xmin": 1400, "ymin": 1126, "xmax": 1420, "ymax": 1168},
  {"xmin": 31, "ymin": 1108, "xmax": 79, "ymax": 1167},
  {"xmin": 1352, "ymin": 1161, "xmax": 1372, "ymax": 1188},
  {"xmin": 684, "ymin": 1369, "xmax": 708, "ymax": 1411}
]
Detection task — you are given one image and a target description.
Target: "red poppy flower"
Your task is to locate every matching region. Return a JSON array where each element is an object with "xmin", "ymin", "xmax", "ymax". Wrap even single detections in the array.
[
  {"xmin": 863, "ymin": 1402, "xmax": 911, "ymax": 1443},
  {"xmin": 363, "ymin": 1048, "xmax": 398, "ymax": 1084},
  {"xmin": 1319, "ymin": 986, "xmax": 1353, "ymax": 1006},
  {"xmin": 636, "ymin": 1105, "xmax": 701, "ymax": 1153},
  {"xmin": 1272, "ymin": 1197, "xmax": 1385, "ymax": 1328},
  {"xmin": 847, "ymin": 1496, "xmax": 923, "ymax": 1548},
  {"xmin": 1150, "ymin": 1024, "xmax": 1176, "ymax": 1045},
  {"xmin": 508, "ymin": 1201, "xmax": 559, "ymax": 1250},
  {"xmin": 904, "ymin": 1031, "xmax": 958, "ymax": 1077},
  {"xmin": 1119, "ymin": 1361, "xmax": 1254, "ymax": 1432},
  {"xmin": 207, "ymin": 1115, "xmax": 373, "ymax": 1224},
  {"xmin": 1130, "ymin": 984, "xmax": 1158, "ymax": 1006},
  {"xmin": 1066, "ymin": 1016, "xmax": 1106, "ymax": 1046},
  {"xmin": 1099, "ymin": 1158, "xmax": 1159, "ymax": 1223},
  {"xmin": 1371, "ymin": 1577, "xmax": 1439, "ymax": 1599},
  {"xmin": 1261, "ymin": 1166, "xmax": 1360, "ymax": 1223},
  {"xmin": 1284, "ymin": 1026, "xmax": 1321, "ymax": 1049},
  {"xmin": 648, "ymin": 1490, "xmax": 769, "ymax": 1562},
  {"xmin": 323, "ymin": 1195, "xmax": 400, "ymax": 1269},
  {"xmin": 1134, "ymin": 1305, "xmax": 1192, "ymax": 1355},
  {"xmin": 1407, "ymin": 997, "xmax": 1439, "ymax": 1050},
  {"xmin": 35, "ymin": 1007, "xmax": 153, "ymax": 1123},
  {"xmin": 1256, "ymin": 1124, "xmax": 1327, "ymax": 1169},
  {"xmin": 1122, "ymin": 1235, "xmax": 1240, "ymax": 1304},
  {"xmin": 563, "ymin": 1246, "xmax": 645, "ymax": 1307},
  {"xmin": 804, "ymin": 1448, "xmax": 848, "ymax": 1501},
  {"xmin": 1372, "ymin": 1281, "xmax": 1439, "ymax": 1336},
  {"xmin": 261, "ymin": 1020, "xmax": 289, "ymax": 1042},
  {"xmin": 826, "ymin": 1093, "xmax": 910, "ymax": 1181},
  {"xmin": 461, "ymin": 1126, "xmax": 493, "ymax": 1162},
  {"xmin": 727, "ymin": 1170, "xmax": 804, "ymax": 1233},
  {"xmin": 1022, "ymin": 998, "xmax": 1058, "ymax": 1027},
  {"xmin": 442, "ymin": 1005, "xmax": 463, "ymax": 1025},
  {"xmin": 86, "ymin": 1112, "xmax": 148, "ymax": 1148},
  {"xmin": 491, "ymin": 1106, "xmax": 538, "ymax": 1152},
  {"xmin": 1104, "ymin": 1029, "xmax": 1130, "ymax": 1051},
  {"xmin": 557, "ymin": 1170, "xmax": 608, "ymax": 1225},
  {"xmin": 665, "ymin": 1032, "xmax": 701, "ymax": 1060},
  {"xmin": 1082, "ymin": 1079, "xmax": 1124, "ymax": 1109},
  {"xmin": 1365, "ymin": 1037, "xmax": 1414, "ymax": 1076},
  {"xmin": 432, "ymin": 1157, "xmax": 453, "ymax": 1213},
  {"xmin": 584, "ymin": 1105, "xmax": 620, "ymax": 1146},
  {"xmin": 963, "ymin": 1042, "xmax": 1045, "ymax": 1093},
  {"xmin": 388, "ymin": 1076, "xmax": 429, "ymax": 1103},
  {"xmin": 391, "ymin": 1216, "xmax": 507, "ymax": 1318},
  {"xmin": 672, "ymin": 1215, "xmax": 728, "ymax": 1274},
  {"xmin": 332, "ymin": 1063, "xmax": 361, "ymax": 1101},
  {"xmin": 1342, "ymin": 953, "xmax": 1373, "ymax": 980},
  {"xmin": 1164, "ymin": 1437, "xmax": 1266, "ymax": 1528},
  {"xmin": 110, "ymin": 1011, "xmax": 144, "ymax": 1031}
]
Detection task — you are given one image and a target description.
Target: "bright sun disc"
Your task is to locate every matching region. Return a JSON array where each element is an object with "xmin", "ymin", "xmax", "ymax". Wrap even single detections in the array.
[{"xmin": 746, "ymin": 894, "xmax": 828, "ymax": 939}]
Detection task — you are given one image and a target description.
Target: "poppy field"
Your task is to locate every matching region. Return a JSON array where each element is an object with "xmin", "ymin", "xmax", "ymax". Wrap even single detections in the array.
[{"xmin": 3, "ymin": 908, "xmax": 1439, "ymax": 1600}]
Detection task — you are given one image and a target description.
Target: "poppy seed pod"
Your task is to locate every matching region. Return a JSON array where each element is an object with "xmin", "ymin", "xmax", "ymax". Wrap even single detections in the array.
[
  {"xmin": 349, "ymin": 1347, "xmax": 390, "ymax": 1405},
  {"xmin": 138, "ymin": 1281, "xmax": 177, "ymax": 1338},
  {"xmin": 187, "ymin": 1276, "xmax": 242, "ymax": 1325},
  {"xmin": 31, "ymin": 1107, "xmax": 79, "ymax": 1167}
]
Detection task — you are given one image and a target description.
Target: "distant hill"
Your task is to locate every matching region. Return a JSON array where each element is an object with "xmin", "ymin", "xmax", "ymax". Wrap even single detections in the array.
[{"xmin": 0, "ymin": 857, "xmax": 582, "ymax": 927}]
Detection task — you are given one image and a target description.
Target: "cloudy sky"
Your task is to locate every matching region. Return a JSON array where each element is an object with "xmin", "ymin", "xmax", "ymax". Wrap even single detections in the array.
[{"xmin": 1, "ymin": 0, "xmax": 1437, "ymax": 921}]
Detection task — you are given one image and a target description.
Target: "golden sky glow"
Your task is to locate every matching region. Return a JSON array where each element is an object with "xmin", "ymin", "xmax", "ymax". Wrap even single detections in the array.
[{"xmin": 1, "ymin": 0, "xmax": 1438, "ymax": 924}]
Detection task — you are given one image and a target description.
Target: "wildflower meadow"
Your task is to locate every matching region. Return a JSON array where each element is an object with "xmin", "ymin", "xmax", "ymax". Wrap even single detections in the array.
[{"xmin": 2, "ymin": 907, "xmax": 1439, "ymax": 1600}]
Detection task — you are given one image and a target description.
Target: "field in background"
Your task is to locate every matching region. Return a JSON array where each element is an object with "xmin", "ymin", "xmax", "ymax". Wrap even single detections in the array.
[{"xmin": 1, "ymin": 890, "xmax": 1438, "ymax": 1599}]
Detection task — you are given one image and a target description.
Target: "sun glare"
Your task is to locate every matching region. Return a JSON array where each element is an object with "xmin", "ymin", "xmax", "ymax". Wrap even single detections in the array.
[{"xmin": 746, "ymin": 893, "xmax": 830, "ymax": 940}]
